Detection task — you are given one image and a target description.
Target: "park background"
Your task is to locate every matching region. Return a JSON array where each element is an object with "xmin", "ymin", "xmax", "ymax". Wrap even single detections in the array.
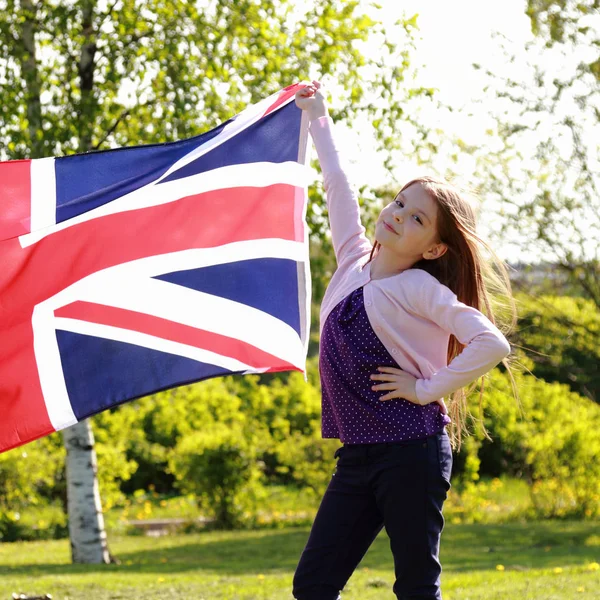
[{"xmin": 0, "ymin": 0, "xmax": 599, "ymax": 598}]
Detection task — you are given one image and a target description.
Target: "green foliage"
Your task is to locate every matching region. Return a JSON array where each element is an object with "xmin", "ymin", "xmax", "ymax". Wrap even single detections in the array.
[
  {"xmin": 453, "ymin": 434, "xmax": 482, "ymax": 483},
  {"xmin": 0, "ymin": 434, "xmax": 64, "ymax": 511},
  {"xmin": 169, "ymin": 423, "xmax": 264, "ymax": 530},
  {"xmin": 445, "ymin": 476, "xmax": 531, "ymax": 524},
  {"xmin": 213, "ymin": 367, "xmax": 339, "ymax": 494},
  {"xmin": 0, "ymin": 434, "xmax": 65, "ymax": 541},
  {"xmin": 0, "ymin": 504, "xmax": 67, "ymax": 543},
  {"xmin": 265, "ymin": 429, "xmax": 337, "ymax": 494},
  {"xmin": 0, "ymin": 416, "xmax": 136, "ymax": 527},
  {"xmin": 115, "ymin": 378, "xmax": 252, "ymax": 496},
  {"xmin": 474, "ymin": 368, "xmax": 600, "ymax": 519},
  {"xmin": 0, "ymin": 0, "xmax": 431, "ymax": 240},
  {"xmin": 512, "ymin": 292, "xmax": 600, "ymax": 402},
  {"xmin": 109, "ymin": 369, "xmax": 337, "ymax": 522},
  {"xmin": 526, "ymin": 0, "xmax": 599, "ymax": 54},
  {"xmin": 92, "ymin": 409, "xmax": 140, "ymax": 510}
]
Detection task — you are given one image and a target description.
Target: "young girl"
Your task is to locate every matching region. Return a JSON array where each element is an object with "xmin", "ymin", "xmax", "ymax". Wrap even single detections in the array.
[{"xmin": 292, "ymin": 81, "xmax": 516, "ymax": 600}]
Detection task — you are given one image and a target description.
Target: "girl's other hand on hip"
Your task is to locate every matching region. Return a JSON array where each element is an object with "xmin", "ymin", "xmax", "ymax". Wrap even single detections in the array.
[{"xmin": 370, "ymin": 367, "xmax": 448, "ymax": 416}]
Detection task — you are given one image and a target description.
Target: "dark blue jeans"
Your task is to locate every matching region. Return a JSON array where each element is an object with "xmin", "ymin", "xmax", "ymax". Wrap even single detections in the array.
[{"xmin": 292, "ymin": 430, "xmax": 452, "ymax": 600}]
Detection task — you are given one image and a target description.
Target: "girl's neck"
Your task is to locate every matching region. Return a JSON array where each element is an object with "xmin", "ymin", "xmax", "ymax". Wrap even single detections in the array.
[{"xmin": 369, "ymin": 248, "xmax": 415, "ymax": 280}]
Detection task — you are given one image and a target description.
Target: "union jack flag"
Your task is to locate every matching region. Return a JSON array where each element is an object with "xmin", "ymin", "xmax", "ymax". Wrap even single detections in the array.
[{"xmin": 0, "ymin": 83, "xmax": 312, "ymax": 453}]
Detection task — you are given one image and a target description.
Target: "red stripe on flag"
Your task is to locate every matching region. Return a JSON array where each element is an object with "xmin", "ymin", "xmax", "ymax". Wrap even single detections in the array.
[
  {"xmin": 0, "ymin": 317, "xmax": 55, "ymax": 453},
  {"xmin": 54, "ymin": 301, "xmax": 298, "ymax": 372},
  {"xmin": 0, "ymin": 184, "xmax": 300, "ymax": 314},
  {"xmin": 262, "ymin": 83, "xmax": 305, "ymax": 118},
  {"xmin": 0, "ymin": 159, "xmax": 32, "ymax": 241}
]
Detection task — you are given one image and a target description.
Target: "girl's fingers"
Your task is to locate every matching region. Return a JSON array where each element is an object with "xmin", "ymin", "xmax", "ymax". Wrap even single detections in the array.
[
  {"xmin": 376, "ymin": 366, "xmax": 403, "ymax": 374},
  {"xmin": 370, "ymin": 373, "xmax": 400, "ymax": 381},
  {"xmin": 372, "ymin": 383, "xmax": 397, "ymax": 391},
  {"xmin": 380, "ymin": 392, "xmax": 403, "ymax": 401}
]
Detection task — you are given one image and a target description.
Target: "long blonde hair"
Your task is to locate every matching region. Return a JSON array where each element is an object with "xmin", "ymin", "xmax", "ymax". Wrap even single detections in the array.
[{"xmin": 368, "ymin": 176, "xmax": 519, "ymax": 448}]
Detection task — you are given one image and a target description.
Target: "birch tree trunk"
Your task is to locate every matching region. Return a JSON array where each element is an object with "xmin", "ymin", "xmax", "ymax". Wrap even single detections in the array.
[
  {"xmin": 63, "ymin": 420, "xmax": 110, "ymax": 564},
  {"xmin": 14, "ymin": 1, "xmax": 110, "ymax": 564}
]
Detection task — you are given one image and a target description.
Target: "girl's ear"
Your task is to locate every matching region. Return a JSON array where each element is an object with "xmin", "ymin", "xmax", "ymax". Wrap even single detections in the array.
[{"xmin": 423, "ymin": 242, "xmax": 448, "ymax": 260}]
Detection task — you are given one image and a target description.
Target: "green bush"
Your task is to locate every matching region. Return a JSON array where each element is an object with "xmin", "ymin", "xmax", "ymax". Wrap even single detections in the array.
[
  {"xmin": 0, "ymin": 434, "xmax": 64, "ymax": 508},
  {"xmin": 5, "ymin": 320, "xmax": 600, "ymax": 536},
  {"xmin": 169, "ymin": 424, "xmax": 264, "ymax": 529},
  {"xmin": 473, "ymin": 368, "xmax": 600, "ymax": 518},
  {"xmin": 268, "ymin": 429, "xmax": 339, "ymax": 495},
  {"xmin": 512, "ymin": 293, "xmax": 600, "ymax": 402},
  {"xmin": 116, "ymin": 368, "xmax": 337, "ymax": 523},
  {"xmin": 0, "ymin": 506, "xmax": 68, "ymax": 542}
]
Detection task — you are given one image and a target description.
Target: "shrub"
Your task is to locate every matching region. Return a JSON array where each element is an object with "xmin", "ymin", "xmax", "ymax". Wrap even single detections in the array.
[
  {"xmin": 512, "ymin": 293, "xmax": 600, "ymax": 402},
  {"xmin": 169, "ymin": 424, "xmax": 264, "ymax": 529},
  {"xmin": 474, "ymin": 368, "xmax": 600, "ymax": 518},
  {"xmin": 0, "ymin": 434, "xmax": 64, "ymax": 513}
]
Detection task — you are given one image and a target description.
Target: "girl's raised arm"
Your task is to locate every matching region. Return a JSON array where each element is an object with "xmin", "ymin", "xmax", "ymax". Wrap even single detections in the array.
[{"xmin": 295, "ymin": 82, "xmax": 371, "ymax": 265}]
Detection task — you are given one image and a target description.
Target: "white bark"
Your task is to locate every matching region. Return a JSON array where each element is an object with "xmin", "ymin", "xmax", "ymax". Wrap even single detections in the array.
[{"xmin": 63, "ymin": 419, "xmax": 110, "ymax": 564}]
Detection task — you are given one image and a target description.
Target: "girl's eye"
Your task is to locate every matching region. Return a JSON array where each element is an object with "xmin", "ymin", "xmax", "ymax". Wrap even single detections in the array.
[{"xmin": 395, "ymin": 199, "xmax": 423, "ymax": 225}]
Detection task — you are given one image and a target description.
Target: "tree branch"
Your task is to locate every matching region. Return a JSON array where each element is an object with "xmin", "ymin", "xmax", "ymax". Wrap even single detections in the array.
[{"xmin": 92, "ymin": 108, "xmax": 130, "ymax": 150}]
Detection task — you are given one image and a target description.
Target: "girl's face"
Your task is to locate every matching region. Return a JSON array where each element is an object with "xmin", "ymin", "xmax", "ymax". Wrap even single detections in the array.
[{"xmin": 374, "ymin": 183, "xmax": 445, "ymax": 262}]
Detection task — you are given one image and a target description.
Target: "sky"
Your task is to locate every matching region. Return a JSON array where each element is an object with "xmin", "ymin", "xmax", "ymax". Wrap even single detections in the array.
[{"xmin": 320, "ymin": 0, "xmax": 539, "ymax": 263}]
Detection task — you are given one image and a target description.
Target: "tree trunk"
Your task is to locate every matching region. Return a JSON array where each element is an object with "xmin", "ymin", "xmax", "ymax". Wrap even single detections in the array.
[
  {"xmin": 63, "ymin": 420, "xmax": 110, "ymax": 564},
  {"xmin": 15, "ymin": 0, "xmax": 110, "ymax": 564}
]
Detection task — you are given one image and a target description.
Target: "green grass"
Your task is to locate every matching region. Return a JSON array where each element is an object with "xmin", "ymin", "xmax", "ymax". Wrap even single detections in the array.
[{"xmin": 1, "ymin": 521, "xmax": 599, "ymax": 599}]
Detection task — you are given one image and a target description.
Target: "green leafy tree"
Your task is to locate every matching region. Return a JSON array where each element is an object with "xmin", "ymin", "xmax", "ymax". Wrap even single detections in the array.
[{"xmin": 471, "ymin": 0, "xmax": 599, "ymax": 304}]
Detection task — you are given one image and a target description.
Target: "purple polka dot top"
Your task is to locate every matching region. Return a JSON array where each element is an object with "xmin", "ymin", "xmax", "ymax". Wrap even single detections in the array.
[{"xmin": 320, "ymin": 286, "xmax": 450, "ymax": 443}]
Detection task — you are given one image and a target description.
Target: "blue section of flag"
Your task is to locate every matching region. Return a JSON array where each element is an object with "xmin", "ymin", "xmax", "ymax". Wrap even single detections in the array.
[
  {"xmin": 155, "ymin": 257, "xmax": 301, "ymax": 335},
  {"xmin": 52, "ymin": 100, "xmax": 301, "ymax": 225},
  {"xmin": 56, "ymin": 330, "xmax": 236, "ymax": 419},
  {"xmin": 53, "ymin": 120, "xmax": 231, "ymax": 224},
  {"xmin": 160, "ymin": 102, "xmax": 301, "ymax": 183}
]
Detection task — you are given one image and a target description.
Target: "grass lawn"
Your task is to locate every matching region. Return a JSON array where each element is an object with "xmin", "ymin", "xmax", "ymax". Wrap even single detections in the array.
[{"xmin": 1, "ymin": 521, "xmax": 599, "ymax": 599}]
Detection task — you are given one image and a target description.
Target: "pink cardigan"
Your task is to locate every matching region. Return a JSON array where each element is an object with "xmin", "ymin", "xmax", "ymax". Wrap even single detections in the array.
[{"xmin": 310, "ymin": 116, "xmax": 511, "ymax": 404}]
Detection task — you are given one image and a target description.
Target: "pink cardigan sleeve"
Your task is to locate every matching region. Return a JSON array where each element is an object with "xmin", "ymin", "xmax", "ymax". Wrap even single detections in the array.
[
  {"xmin": 409, "ymin": 272, "xmax": 511, "ymax": 403},
  {"xmin": 309, "ymin": 117, "xmax": 371, "ymax": 265}
]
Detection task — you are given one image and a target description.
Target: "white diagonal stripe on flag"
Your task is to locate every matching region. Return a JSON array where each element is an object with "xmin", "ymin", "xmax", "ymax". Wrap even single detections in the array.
[{"xmin": 32, "ymin": 303, "xmax": 78, "ymax": 431}]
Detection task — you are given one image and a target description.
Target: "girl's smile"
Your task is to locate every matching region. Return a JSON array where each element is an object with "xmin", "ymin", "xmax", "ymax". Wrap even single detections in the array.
[{"xmin": 370, "ymin": 183, "xmax": 448, "ymax": 279}]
